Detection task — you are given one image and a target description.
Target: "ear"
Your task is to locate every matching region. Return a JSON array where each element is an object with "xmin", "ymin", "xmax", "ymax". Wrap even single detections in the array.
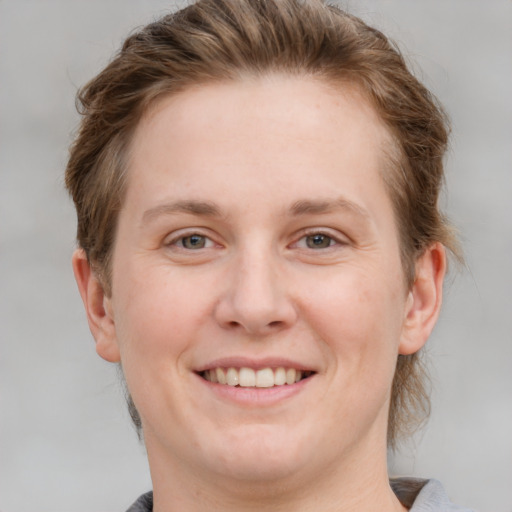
[
  {"xmin": 399, "ymin": 242, "xmax": 446, "ymax": 355},
  {"xmin": 72, "ymin": 249, "xmax": 121, "ymax": 363}
]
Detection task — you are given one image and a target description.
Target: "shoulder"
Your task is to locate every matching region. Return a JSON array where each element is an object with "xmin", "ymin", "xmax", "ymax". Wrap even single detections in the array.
[
  {"xmin": 391, "ymin": 478, "xmax": 477, "ymax": 511},
  {"xmin": 126, "ymin": 491, "xmax": 153, "ymax": 512}
]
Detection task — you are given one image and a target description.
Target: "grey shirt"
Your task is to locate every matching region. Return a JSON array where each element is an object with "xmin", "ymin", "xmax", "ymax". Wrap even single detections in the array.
[
  {"xmin": 126, "ymin": 478, "xmax": 475, "ymax": 511},
  {"xmin": 392, "ymin": 478, "xmax": 475, "ymax": 511}
]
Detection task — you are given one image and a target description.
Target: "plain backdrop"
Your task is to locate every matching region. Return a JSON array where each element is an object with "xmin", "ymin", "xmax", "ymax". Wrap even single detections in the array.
[{"xmin": 1, "ymin": 1, "xmax": 511, "ymax": 511}]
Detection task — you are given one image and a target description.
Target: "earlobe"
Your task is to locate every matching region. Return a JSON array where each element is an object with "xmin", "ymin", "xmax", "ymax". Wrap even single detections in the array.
[
  {"xmin": 399, "ymin": 243, "xmax": 446, "ymax": 355},
  {"xmin": 72, "ymin": 249, "xmax": 121, "ymax": 363}
]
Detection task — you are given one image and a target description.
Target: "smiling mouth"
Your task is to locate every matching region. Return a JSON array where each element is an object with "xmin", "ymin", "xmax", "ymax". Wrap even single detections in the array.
[{"xmin": 200, "ymin": 367, "xmax": 315, "ymax": 388}]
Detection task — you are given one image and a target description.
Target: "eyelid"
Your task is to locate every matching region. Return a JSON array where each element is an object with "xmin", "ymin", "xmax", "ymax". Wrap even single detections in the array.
[
  {"xmin": 292, "ymin": 228, "xmax": 350, "ymax": 249},
  {"xmin": 162, "ymin": 227, "xmax": 349, "ymax": 249},
  {"xmin": 163, "ymin": 228, "xmax": 219, "ymax": 249}
]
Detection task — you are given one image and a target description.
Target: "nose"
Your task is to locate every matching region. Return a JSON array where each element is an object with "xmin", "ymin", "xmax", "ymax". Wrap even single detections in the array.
[{"xmin": 214, "ymin": 246, "xmax": 297, "ymax": 336}]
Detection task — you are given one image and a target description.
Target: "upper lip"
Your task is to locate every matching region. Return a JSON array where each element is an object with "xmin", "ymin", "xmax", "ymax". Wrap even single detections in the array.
[{"xmin": 194, "ymin": 356, "xmax": 317, "ymax": 373}]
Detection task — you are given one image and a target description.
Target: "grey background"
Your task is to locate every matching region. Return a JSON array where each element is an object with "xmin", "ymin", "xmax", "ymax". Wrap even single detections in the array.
[{"xmin": 1, "ymin": 1, "xmax": 511, "ymax": 511}]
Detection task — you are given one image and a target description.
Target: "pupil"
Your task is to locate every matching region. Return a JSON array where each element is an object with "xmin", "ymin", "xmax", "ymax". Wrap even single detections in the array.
[
  {"xmin": 184, "ymin": 235, "xmax": 205, "ymax": 249},
  {"xmin": 307, "ymin": 234, "xmax": 330, "ymax": 249}
]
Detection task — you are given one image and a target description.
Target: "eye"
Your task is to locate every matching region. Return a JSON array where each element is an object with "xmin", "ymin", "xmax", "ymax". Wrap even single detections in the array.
[
  {"xmin": 304, "ymin": 233, "xmax": 335, "ymax": 249},
  {"xmin": 170, "ymin": 234, "xmax": 214, "ymax": 250},
  {"xmin": 295, "ymin": 232, "xmax": 339, "ymax": 250}
]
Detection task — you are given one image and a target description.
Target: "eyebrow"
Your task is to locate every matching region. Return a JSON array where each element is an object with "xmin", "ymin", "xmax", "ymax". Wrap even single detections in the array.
[
  {"xmin": 141, "ymin": 200, "xmax": 223, "ymax": 226},
  {"xmin": 290, "ymin": 198, "xmax": 370, "ymax": 220},
  {"xmin": 141, "ymin": 196, "xmax": 370, "ymax": 226}
]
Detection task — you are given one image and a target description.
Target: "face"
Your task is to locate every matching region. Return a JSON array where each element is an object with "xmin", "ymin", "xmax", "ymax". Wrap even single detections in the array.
[{"xmin": 93, "ymin": 76, "xmax": 428, "ymax": 486}]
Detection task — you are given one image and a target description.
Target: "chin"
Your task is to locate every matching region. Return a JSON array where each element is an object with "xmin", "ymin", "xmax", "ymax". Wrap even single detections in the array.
[{"xmin": 203, "ymin": 424, "xmax": 313, "ymax": 483}]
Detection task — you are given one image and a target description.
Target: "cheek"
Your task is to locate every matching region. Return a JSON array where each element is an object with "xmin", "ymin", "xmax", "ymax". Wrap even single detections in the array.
[
  {"xmin": 112, "ymin": 264, "xmax": 212, "ymax": 364},
  {"xmin": 293, "ymin": 268, "xmax": 407, "ymax": 448},
  {"xmin": 302, "ymin": 267, "xmax": 406, "ymax": 369},
  {"xmin": 109, "ymin": 266, "xmax": 214, "ymax": 425}
]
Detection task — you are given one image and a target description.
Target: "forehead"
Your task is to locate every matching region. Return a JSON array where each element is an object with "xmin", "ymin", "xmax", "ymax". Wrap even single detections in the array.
[
  {"xmin": 130, "ymin": 75, "xmax": 392, "ymax": 171},
  {"xmin": 124, "ymin": 75, "xmax": 395, "ymax": 217}
]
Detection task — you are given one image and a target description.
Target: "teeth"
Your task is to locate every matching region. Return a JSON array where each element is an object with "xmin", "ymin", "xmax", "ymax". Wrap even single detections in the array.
[
  {"xmin": 274, "ymin": 367, "xmax": 286, "ymax": 386},
  {"xmin": 239, "ymin": 367, "xmax": 256, "ymax": 387},
  {"xmin": 202, "ymin": 367, "xmax": 312, "ymax": 388},
  {"xmin": 216, "ymin": 368, "xmax": 226, "ymax": 384},
  {"xmin": 226, "ymin": 367, "xmax": 239, "ymax": 386},
  {"xmin": 255, "ymin": 368, "xmax": 274, "ymax": 388}
]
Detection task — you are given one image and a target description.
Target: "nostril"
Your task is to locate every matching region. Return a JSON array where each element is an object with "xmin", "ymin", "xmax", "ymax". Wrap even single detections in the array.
[{"xmin": 225, "ymin": 319, "xmax": 283, "ymax": 332}]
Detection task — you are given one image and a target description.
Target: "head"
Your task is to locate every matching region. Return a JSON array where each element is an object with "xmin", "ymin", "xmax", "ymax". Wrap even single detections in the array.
[{"xmin": 66, "ymin": 0, "xmax": 460, "ymax": 449}]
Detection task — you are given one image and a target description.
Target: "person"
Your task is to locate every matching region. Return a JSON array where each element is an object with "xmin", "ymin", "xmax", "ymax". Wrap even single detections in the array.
[{"xmin": 65, "ymin": 0, "xmax": 473, "ymax": 510}]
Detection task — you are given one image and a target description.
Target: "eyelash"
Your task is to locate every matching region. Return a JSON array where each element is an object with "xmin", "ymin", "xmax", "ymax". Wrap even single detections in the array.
[
  {"xmin": 293, "ymin": 230, "xmax": 346, "ymax": 250},
  {"xmin": 164, "ymin": 229, "xmax": 347, "ymax": 253},
  {"xmin": 165, "ymin": 231, "xmax": 217, "ymax": 251}
]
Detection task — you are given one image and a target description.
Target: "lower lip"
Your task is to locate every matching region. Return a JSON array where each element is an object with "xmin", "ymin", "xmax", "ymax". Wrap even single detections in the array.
[{"xmin": 196, "ymin": 373, "xmax": 312, "ymax": 406}]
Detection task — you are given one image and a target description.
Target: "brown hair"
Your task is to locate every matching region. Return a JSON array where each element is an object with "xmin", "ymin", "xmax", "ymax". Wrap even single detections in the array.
[{"xmin": 66, "ymin": 0, "xmax": 461, "ymax": 447}]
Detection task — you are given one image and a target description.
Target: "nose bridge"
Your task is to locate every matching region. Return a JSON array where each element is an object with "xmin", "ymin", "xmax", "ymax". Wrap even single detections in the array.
[{"xmin": 216, "ymin": 238, "xmax": 296, "ymax": 334}]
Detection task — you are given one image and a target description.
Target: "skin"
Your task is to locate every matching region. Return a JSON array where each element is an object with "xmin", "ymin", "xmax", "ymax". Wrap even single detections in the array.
[{"xmin": 73, "ymin": 75, "xmax": 445, "ymax": 511}]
